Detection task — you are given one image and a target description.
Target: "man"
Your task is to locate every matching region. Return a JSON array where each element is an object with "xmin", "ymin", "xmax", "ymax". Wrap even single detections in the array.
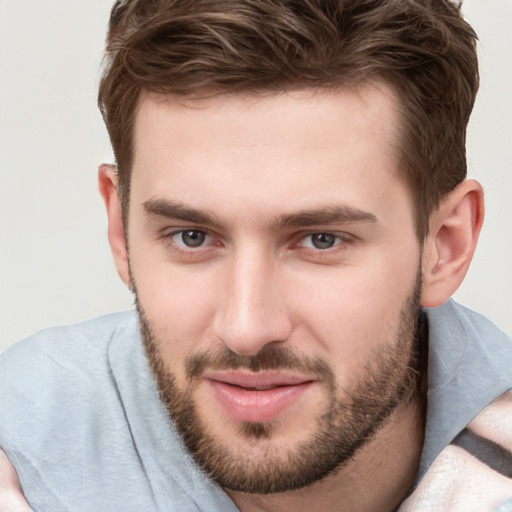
[{"xmin": 1, "ymin": 0, "xmax": 511, "ymax": 510}]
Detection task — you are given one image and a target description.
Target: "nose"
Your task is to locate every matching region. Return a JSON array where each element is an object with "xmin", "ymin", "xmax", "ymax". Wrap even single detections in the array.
[{"xmin": 213, "ymin": 248, "xmax": 293, "ymax": 356}]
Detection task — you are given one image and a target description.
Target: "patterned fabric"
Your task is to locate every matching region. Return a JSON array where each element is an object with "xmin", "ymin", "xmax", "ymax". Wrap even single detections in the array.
[{"xmin": 400, "ymin": 390, "xmax": 512, "ymax": 511}]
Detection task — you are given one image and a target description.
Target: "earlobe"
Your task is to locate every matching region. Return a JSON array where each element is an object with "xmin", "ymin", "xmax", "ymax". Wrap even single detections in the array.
[
  {"xmin": 421, "ymin": 179, "xmax": 484, "ymax": 308},
  {"xmin": 98, "ymin": 164, "xmax": 131, "ymax": 288}
]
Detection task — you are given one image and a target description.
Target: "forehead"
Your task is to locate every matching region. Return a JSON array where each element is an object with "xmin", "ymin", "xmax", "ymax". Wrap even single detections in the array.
[
  {"xmin": 130, "ymin": 84, "xmax": 408, "ymax": 224},
  {"xmin": 134, "ymin": 83, "xmax": 400, "ymax": 154}
]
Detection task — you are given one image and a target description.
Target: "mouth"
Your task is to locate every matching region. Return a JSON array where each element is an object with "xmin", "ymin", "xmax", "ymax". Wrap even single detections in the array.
[{"xmin": 204, "ymin": 371, "xmax": 315, "ymax": 423}]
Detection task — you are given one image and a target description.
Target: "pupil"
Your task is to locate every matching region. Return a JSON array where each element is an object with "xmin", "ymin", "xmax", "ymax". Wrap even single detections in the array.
[
  {"xmin": 182, "ymin": 230, "xmax": 205, "ymax": 247},
  {"xmin": 312, "ymin": 233, "xmax": 335, "ymax": 249}
]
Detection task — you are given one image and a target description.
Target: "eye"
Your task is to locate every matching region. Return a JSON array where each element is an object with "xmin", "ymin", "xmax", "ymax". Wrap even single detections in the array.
[
  {"xmin": 300, "ymin": 232, "xmax": 345, "ymax": 250},
  {"xmin": 171, "ymin": 229, "xmax": 209, "ymax": 248}
]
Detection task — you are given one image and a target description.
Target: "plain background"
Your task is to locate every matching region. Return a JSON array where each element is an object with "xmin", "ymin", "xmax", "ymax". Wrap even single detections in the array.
[{"xmin": 0, "ymin": 0, "xmax": 511, "ymax": 351}]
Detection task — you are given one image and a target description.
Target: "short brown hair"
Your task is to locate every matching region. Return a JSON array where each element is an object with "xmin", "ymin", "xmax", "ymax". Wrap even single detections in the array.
[{"xmin": 98, "ymin": 0, "xmax": 478, "ymax": 239}]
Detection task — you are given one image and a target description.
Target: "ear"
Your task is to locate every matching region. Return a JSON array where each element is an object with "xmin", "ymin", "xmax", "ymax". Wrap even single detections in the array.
[
  {"xmin": 98, "ymin": 164, "xmax": 131, "ymax": 288},
  {"xmin": 421, "ymin": 179, "xmax": 484, "ymax": 307}
]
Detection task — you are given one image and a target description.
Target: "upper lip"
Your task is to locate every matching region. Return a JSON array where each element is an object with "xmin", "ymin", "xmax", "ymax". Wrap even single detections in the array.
[{"xmin": 203, "ymin": 370, "xmax": 314, "ymax": 389}]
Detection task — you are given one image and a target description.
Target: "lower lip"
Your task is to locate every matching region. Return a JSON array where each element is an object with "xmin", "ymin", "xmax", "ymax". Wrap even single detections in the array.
[{"xmin": 206, "ymin": 379, "xmax": 313, "ymax": 423}]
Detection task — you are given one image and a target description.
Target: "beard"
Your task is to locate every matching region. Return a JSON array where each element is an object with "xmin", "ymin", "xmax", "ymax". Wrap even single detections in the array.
[{"xmin": 136, "ymin": 269, "xmax": 424, "ymax": 494}]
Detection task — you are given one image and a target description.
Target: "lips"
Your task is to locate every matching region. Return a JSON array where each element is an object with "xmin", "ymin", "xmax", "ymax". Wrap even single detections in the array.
[{"xmin": 204, "ymin": 371, "xmax": 314, "ymax": 423}]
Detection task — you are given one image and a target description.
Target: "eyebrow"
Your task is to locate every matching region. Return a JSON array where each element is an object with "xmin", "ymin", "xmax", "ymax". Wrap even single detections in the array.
[
  {"xmin": 143, "ymin": 198, "xmax": 378, "ymax": 230},
  {"xmin": 272, "ymin": 206, "xmax": 378, "ymax": 229},
  {"xmin": 143, "ymin": 199, "xmax": 223, "ymax": 228}
]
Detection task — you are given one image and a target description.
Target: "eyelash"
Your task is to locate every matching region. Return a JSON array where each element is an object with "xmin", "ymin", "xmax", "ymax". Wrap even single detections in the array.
[
  {"xmin": 165, "ymin": 229, "xmax": 216, "ymax": 255},
  {"xmin": 162, "ymin": 228, "xmax": 354, "ymax": 258},
  {"xmin": 296, "ymin": 232, "xmax": 352, "ymax": 250}
]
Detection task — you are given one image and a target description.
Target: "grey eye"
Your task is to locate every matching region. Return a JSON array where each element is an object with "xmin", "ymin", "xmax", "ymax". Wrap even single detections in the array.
[
  {"xmin": 178, "ymin": 230, "xmax": 207, "ymax": 247},
  {"xmin": 310, "ymin": 233, "xmax": 337, "ymax": 249}
]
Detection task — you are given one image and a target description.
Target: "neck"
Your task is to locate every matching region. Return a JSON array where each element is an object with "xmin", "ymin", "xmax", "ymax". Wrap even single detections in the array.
[{"xmin": 226, "ymin": 392, "xmax": 426, "ymax": 512}]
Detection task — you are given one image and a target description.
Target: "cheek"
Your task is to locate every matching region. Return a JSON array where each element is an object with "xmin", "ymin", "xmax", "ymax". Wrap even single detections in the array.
[
  {"xmin": 131, "ymin": 255, "xmax": 221, "ymax": 369},
  {"xmin": 292, "ymin": 251, "xmax": 420, "ymax": 362}
]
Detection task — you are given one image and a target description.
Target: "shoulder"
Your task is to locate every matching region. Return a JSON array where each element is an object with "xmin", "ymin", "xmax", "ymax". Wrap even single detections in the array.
[
  {"xmin": 426, "ymin": 299, "xmax": 512, "ymax": 358},
  {"xmin": 427, "ymin": 299, "xmax": 511, "ymax": 336},
  {"xmin": 425, "ymin": 299, "xmax": 512, "ymax": 409},
  {"xmin": 0, "ymin": 310, "xmax": 136, "ymax": 376},
  {"xmin": 0, "ymin": 311, "xmax": 138, "ymax": 437}
]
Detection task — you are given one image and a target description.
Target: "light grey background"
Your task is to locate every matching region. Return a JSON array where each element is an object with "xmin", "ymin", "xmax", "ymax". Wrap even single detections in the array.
[{"xmin": 0, "ymin": 0, "xmax": 511, "ymax": 351}]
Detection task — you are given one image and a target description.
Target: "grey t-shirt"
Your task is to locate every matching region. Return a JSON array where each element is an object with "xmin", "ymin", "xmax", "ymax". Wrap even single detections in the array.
[{"xmin": 0, "ymin": 300, "xmax": 511, "ymax": 511}]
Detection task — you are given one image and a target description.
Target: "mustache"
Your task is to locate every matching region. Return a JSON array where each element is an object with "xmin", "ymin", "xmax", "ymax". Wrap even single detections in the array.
[{"xmin": 185, "ymin": 345, "xmax": 335, "ymax": 386}]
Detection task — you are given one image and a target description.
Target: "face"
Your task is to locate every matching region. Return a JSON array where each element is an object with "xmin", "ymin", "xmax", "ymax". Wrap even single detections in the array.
[{"xmin": 126, "ymin": 85, "xmax": 424, "ymax": 493}]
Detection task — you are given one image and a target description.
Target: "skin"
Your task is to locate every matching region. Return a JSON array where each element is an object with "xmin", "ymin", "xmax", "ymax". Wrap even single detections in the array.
[
  {"xmin": 0, "ymin": 451, "xmax": 31, "ymax": 512},
  {"xmin": 100, "ymin": 83, "xmax": 483, "ymax": 511},
  {"xmin": 0, "ymin": 82, "xmax": 483, "ymax": 511}
]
